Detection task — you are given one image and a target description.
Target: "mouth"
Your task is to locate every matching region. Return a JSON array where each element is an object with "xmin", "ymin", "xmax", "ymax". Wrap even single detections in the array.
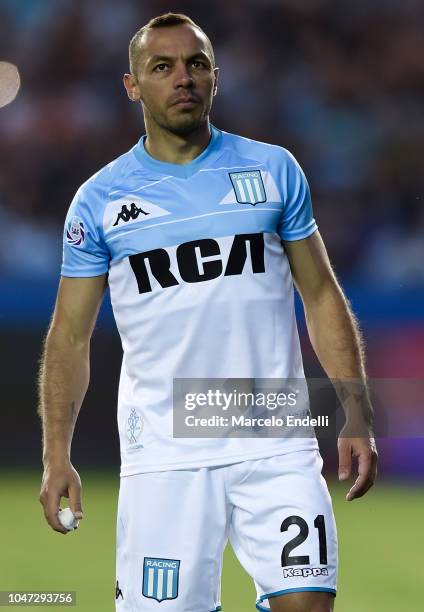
[{"xmin": 171, "ymin": 96, "xmax": 199, "ymax": 108}]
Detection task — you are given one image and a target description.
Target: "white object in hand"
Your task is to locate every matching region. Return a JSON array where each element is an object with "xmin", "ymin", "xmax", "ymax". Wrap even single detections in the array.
[{"xmin": 58, "ymin": 507, "xmax": 79, "ymax": 530}]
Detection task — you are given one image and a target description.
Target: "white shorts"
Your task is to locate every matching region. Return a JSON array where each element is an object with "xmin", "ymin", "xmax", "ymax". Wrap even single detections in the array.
[{"xmin": 115, "ymin": 449, "xmax": 337, "ymax": 611}]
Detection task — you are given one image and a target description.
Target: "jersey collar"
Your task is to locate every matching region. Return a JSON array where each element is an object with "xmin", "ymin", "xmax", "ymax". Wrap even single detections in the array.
[{"xmin": 133, "ymin": 124, "xmax": 222, "ymax": 179}]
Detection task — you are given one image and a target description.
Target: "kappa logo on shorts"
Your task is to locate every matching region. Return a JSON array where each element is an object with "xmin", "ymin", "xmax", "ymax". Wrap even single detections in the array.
[
  {"xmin": 142, "ymin": 557, "xmax": 180, "ymax": 602},
  {"xmin": 229, "ymin": 170, "xmax": 267, "ymax": 205},
  {"xmin": 283, "ymin": 567, "xmax": 329, "ymax": 579},
  {"xmin": 115, "ymin": 580, "xmax": 124, "ymax": 600}
]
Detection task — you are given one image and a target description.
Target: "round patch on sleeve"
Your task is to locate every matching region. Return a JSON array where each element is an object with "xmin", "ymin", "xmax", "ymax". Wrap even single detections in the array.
[{"xmin": 66, "ymin": 216, "xmax": 85, "ymax": 246}]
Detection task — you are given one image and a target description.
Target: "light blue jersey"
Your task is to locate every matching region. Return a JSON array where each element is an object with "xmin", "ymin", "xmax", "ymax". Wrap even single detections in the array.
[{"xmin": 62, "ymin": 125, "xmax": 319, "ymax": 474}]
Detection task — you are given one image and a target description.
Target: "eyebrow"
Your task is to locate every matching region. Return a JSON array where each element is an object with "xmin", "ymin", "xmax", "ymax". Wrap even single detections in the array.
[{"xmin": 147, "ymin": 52, "xmax": 211, "ymax": 66}]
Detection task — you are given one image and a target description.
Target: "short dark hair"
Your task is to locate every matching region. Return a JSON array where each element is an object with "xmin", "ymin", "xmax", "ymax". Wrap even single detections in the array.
[{"xmin": 129, "ymin": 12, "xmax": 215, "ymax": 75}]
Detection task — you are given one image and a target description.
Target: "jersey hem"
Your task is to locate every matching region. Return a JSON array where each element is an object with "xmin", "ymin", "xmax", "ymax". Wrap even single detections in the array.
[
  {"xmin": 256, "ymin": 587, "xmax": 337, "ymax": 610},
  {"xmin": 60, "ymin": 268, "xmax": 109, "ymax": 277},
  {"xmin": 119, "ymin": 441, "xmax": 319, "ymax": 477},
  {"xmin": 280, "ymin": 223, "xmax": 318, "ymax": 242}
]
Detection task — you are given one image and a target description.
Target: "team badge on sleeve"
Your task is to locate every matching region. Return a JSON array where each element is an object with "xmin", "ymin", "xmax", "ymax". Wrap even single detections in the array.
[
  {"xmin": 66, "ymin": 216, "xmax": 85, "ymax": 246},
  {"xmin": 142, "ymin": 557, "xmax": 180, "ymax": 602},
  {"xmin": 229, "ymin": 170, "xmax": 267, "ymax": 205}
]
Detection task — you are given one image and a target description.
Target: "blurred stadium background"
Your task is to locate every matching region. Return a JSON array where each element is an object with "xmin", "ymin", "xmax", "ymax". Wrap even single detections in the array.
[{"xmin": 0, "ymin": 0, "xmax": 423, "ymax": 610}]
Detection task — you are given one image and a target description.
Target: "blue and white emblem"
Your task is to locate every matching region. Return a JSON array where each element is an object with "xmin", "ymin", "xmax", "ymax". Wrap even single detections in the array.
[
  {"xmin": 142, "ymin": 557, "xmax": 180, "ymax": 602},
  {"xmin": 229, "ymin": 170, "xmax": 267, "ymax": 205}
]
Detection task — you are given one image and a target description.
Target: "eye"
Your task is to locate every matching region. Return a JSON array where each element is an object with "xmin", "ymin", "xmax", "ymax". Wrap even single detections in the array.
[
  {"xmin": 154, "ymin": 63, "xmax": 169, "ymax": 72},
  {"xmin": 191, "ymin": 60, "xmax": 206, "ymax": 69}
]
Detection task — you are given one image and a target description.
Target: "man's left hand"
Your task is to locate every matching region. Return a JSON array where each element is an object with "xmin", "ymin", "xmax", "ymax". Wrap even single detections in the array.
[{"xmin": 337, "ymin": 436, "xmax": 378, "ymax": 501}]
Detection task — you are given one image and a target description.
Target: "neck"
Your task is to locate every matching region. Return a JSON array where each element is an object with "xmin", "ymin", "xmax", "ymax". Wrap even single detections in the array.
[{"xmin": 143, "ymin": 117, "xmax": 212, "ymax": 165}]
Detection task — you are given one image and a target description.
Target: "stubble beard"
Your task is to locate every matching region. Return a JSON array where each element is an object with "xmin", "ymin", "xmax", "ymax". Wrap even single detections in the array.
[
  {"xmin": 169, "ymin": 113, "xmax": 206, "ymax": 136},
  {"xmin": 164, "ymin": 104, "xmax": 209, "ymax": 136},
  {"xmin": 144, "ymin": 97, "xmax": 212, "ymax": 137}
]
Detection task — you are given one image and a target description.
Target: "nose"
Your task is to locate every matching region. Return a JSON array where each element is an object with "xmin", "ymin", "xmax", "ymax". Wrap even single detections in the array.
[{"xmin": 173, "ymin": 61, "xmax": 194, "ymax": 89}]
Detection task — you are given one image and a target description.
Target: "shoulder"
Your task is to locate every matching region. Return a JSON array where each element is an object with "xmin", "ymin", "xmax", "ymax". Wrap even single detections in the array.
[
  {"xmin": 68, "ymin": 147, "xmax": 141, "ymax": 223},
  {"xmin": 218, "ymin": 127, "xmax": 299, "ymax": 169},
  {"xmin": 77, "ymin": 146, "xmax": 137, "ymax": 201}
]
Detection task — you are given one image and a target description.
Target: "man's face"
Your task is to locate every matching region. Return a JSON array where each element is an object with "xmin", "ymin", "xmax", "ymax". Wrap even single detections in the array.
[{"xmin": 125, "ymin": 24, "xmax": 219, "ymax": 136}]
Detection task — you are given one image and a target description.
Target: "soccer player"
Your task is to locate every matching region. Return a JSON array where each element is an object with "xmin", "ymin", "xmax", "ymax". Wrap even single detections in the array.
[{"xmin": 38, "ymin": 13, "xmax": 377, "ymax": 612}]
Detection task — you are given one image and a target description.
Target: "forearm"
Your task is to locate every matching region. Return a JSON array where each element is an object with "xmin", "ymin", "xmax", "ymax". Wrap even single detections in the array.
[
  {"xmin": 304, "ymin": 283, "xmax": 364, "ymax": 379},
  {"xmin": 303, "ymin": 282, "xmax": 373, "ymax": 429},
  {"xmin": 38, "ymin": 326, "xmax": 90, "ymax": 464}
]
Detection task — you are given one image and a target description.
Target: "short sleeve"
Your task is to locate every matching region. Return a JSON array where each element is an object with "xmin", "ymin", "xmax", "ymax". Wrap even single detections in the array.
[
  {"xmin": 277, "ymin": 151, "xmax": 318, "ymax": 241},
  {"xmin": 61, "ymin": 184, "xmax": 110, "ymax": 277}
]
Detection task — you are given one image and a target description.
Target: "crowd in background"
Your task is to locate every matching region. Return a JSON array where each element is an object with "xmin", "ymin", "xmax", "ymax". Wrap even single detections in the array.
[{"xmin": 0, "ymin": 0, "xmax": 423, "ymax": 286}]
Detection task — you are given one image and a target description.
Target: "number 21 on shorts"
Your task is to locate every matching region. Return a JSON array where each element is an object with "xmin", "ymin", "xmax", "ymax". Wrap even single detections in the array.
[{"xmin": 281, "ymin": 514, "xmax": 327, "ymax": 567}]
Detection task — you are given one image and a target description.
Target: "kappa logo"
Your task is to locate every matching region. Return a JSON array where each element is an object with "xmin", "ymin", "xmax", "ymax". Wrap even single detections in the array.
[
  {"xmin": 113, "ymin": 202, "xmax": 150, "ymax": 226},
  {"xmin": 142, "ymin": 557, "xmax": 180, "ymax": 602},
  {"xmin": 283, "ymin": 567, "xmax": 329, "ymax": 579},
  {"xmin": 229, "ymin": 170, "xmax": 267, "ymax": 205},
  {"xmin": 115, "ymin": 580, "xmax": 124, "ymax": 600},
  {"xmin": 104, "ymin": 197, "xmax": 170, "ymax": 234}
]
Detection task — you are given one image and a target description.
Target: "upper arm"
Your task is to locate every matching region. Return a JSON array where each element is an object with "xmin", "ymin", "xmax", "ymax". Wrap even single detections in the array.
[
  {"xmin": 276, "ymin": 150, "xmax": 317, "ymax": 242},
  {"xmin": 49, "ymin": 275, "xmax": 108, "ymax": 344},
  {"xmin": 276, "ymin": 151, "xmax": 342, "ymax": 306},
  {"xmin": 62, "ymin": 186, "xmax": 110, "ymax": 278},
  {"xmin": 54, "ymin": 179, "xmax": 110, "ymax": 342},
  {"xmin": 283, "ymin": 230, "xmax": 340, "ymax": 306}
]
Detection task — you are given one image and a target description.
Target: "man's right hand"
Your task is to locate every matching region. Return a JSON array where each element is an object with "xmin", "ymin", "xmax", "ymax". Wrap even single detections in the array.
[{"xmin": 39, "ymin": 462, "xmax": 83, "ymax": 534}]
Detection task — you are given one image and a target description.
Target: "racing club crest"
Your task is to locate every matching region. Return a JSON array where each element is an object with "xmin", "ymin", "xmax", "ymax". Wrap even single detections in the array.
[
  {"xmin": 66, "ymin": 216, "xmax": 85, "ymax": 246},
  {"xmin": 229, "ymin": 170, "xmax": 267, "ymax": 205},
  {"xmin": 142, "ymin": 558, "xmax": 180, "ymax": 602}
]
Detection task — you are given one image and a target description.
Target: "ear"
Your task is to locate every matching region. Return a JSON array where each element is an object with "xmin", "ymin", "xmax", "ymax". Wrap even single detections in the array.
[
  {"xmin": 123, "ymin": 73, "xmax": 141, "ymax": 102},
  {"xmin": 212, "ymin": 67, "xmax": 220, "ymax": 97}
]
